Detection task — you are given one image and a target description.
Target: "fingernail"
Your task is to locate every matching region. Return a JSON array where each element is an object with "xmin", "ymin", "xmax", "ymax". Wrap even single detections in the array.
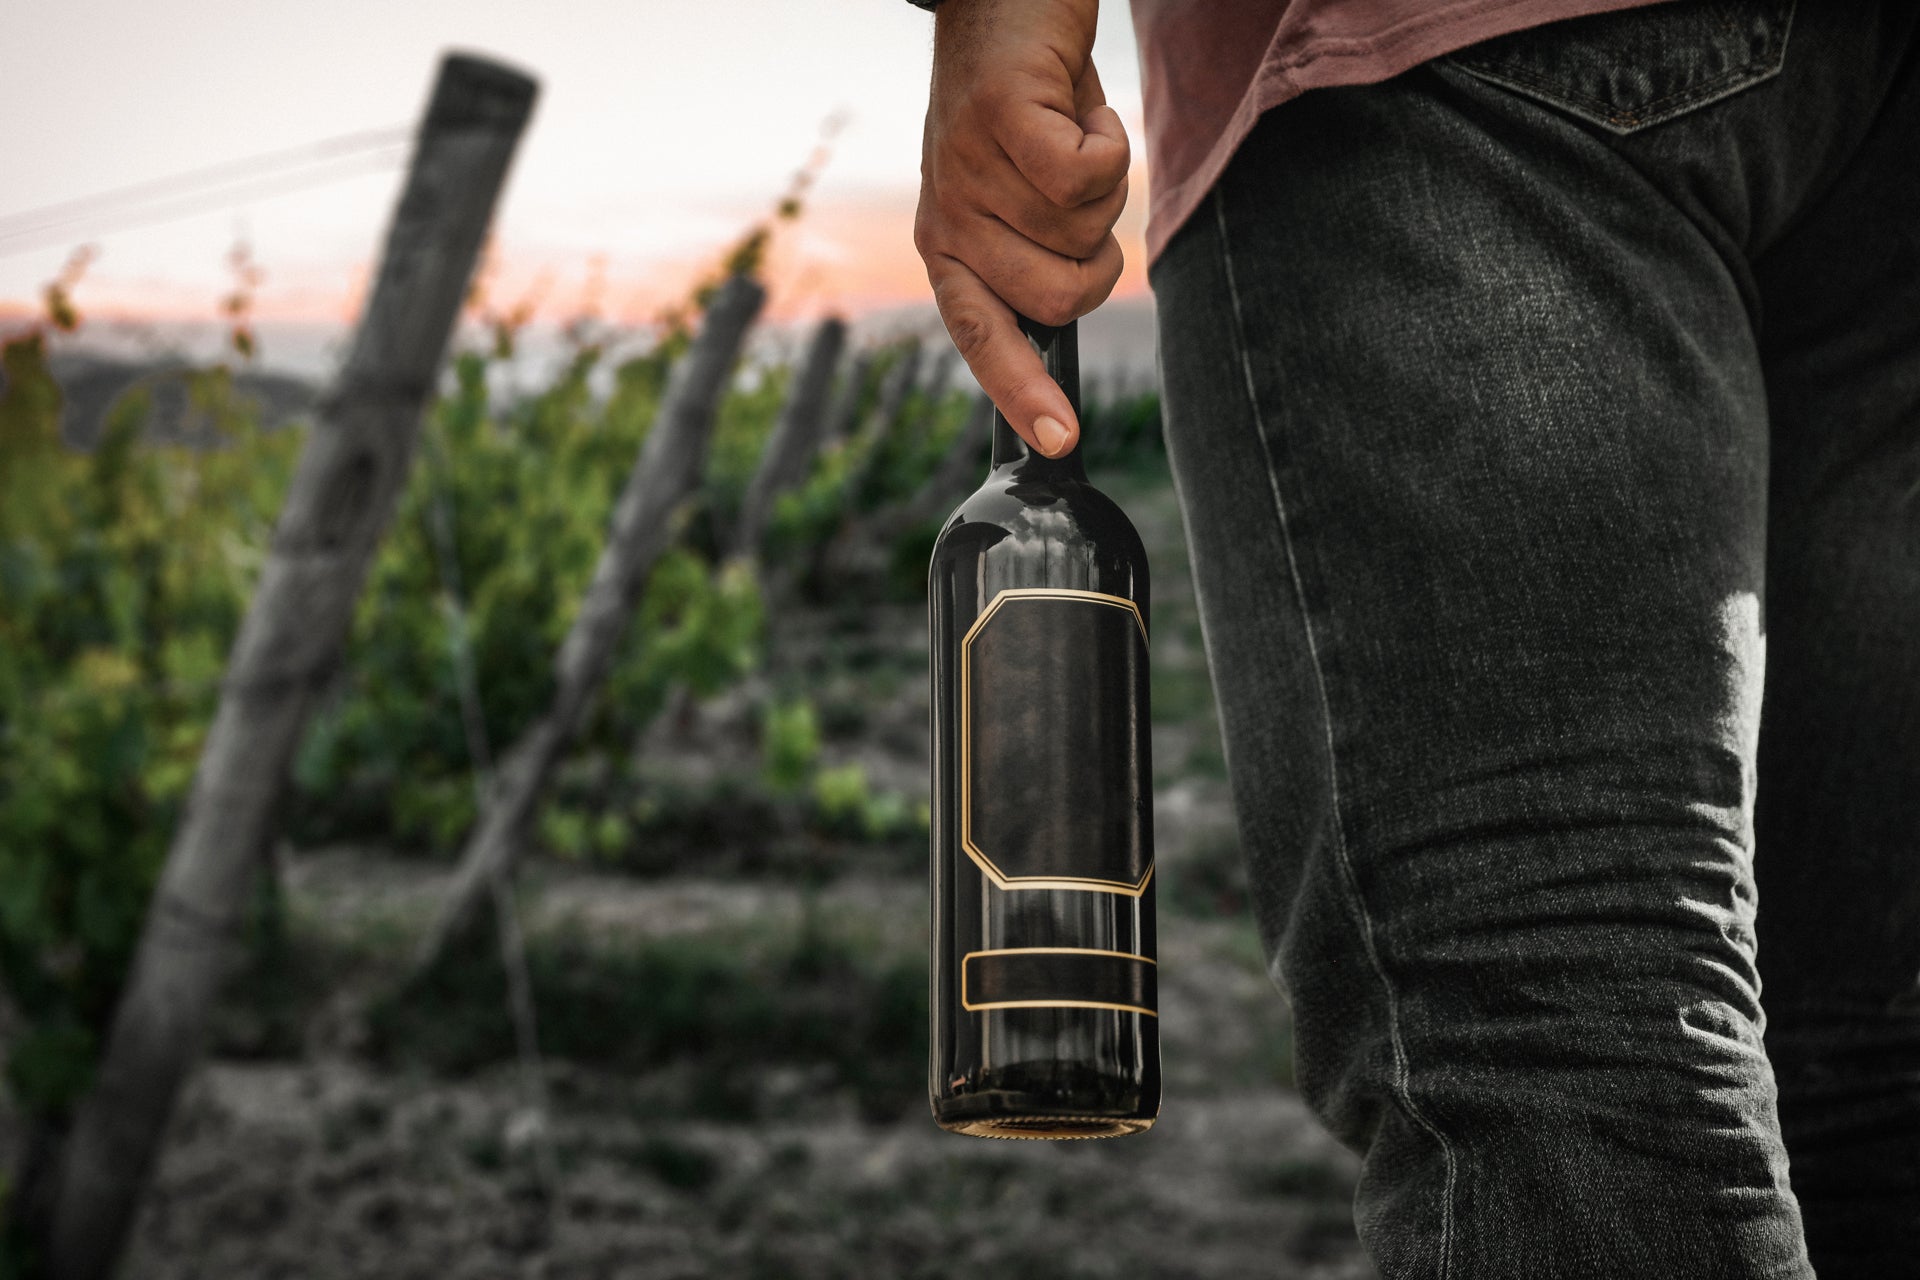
[{"xmin": 1034, "ymin": 414, "xmax": 1071, "ymax": 457}]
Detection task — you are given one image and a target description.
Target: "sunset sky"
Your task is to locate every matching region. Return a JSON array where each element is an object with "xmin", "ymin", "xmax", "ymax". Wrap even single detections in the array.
[{"xmin": 1, "ymin": 0, "xmax": 1151, "ymax": 366}]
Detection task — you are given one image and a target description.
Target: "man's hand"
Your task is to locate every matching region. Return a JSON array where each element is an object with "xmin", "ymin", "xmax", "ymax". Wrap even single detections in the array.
[{"xmin": 915, "ymin": 0, "xmax": 1129, "ymax": 458}]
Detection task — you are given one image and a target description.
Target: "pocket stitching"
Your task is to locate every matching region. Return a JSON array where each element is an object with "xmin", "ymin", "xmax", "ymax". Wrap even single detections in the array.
[
  {"xmin": 1447, "ymin": 0, "xmax": 1795, "ymax": 133},
  {"xmin": 1454, "ymin": 53, "xmax": 1780, "ymax": 130}
]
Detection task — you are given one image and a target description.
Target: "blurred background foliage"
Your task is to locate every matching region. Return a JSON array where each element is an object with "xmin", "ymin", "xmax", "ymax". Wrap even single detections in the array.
[
  {"xmin": 1, "ymin": 316, "xmax": 300, "ymax": 1121},
  {"xmin": 0, "ymin": 242, "xmax": 1360, "ymax": 1280},
  {"xmin": 0, "ymin": 279, "xmax": 1172, "ymax": 1143}
]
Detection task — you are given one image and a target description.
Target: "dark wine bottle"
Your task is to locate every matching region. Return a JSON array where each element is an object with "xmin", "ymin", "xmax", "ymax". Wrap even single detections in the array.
[{"xmin": 928, "ymin": 312, "xmax": 1159, "ymax": 1140}]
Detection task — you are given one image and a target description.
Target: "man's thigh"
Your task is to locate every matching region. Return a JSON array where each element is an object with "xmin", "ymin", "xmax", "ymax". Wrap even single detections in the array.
[
  {"xmin": 1748, "ymin": 6, "xmax": 1920, "ymax": 1272},
  {"xmin": 1147, "ymin": 7, "xmax": 1825, "ymax": 1274}
]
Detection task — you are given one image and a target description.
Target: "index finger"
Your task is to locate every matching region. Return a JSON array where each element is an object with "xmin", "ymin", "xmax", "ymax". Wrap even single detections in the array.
[{"xmin": 925, "ymin": 250, "xmax": 1078, "ymax": 459}]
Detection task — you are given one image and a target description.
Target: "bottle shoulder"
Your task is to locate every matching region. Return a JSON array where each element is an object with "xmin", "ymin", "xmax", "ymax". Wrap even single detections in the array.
[{"xmin": 930, "ymin": 472, "xmax": 1149, "ymax": 580}]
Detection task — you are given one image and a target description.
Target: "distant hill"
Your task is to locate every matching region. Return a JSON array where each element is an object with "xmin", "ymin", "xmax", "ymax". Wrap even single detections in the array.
[
  {"xmin": 41, "ymin": 354, "xmax": 320, "ymax": 450},
  {"xmin": 24, "ymin": 293, "xmax": 1159, "ymax": 449}
]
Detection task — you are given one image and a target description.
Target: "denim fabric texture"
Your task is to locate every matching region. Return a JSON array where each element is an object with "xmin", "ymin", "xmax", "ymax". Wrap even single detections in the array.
[{"xmin": 1146, "ymin": 1, "xmax": 1920, "ymax": 1276}]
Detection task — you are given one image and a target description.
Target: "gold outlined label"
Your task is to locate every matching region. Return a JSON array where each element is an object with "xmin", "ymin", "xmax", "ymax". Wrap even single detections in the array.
[
  {"xmin": 960, "ymin": 587, "xmax": 1153, "ymax": 895},
  {"xmin": 961, "ymin": 947, "xmax": 1158, "ymax": 1017}
]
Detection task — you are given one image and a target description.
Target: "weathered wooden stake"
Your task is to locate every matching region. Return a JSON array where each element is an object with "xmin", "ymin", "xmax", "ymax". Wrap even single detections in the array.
[
  {"xmin": 893, "ymin": 387, "xmax": 994, "ymax": 529},
  {"xmin": 870, "ymin": 335, "xmax": 924, "ymax": 441},
  {"xmin": 419, "ymin": 270, "xmax": 766, "ymax": 968},
  {"xmin": 910, "ymin": 343, "xmax": 958, "ymax": 439},
  {"xmin": 831, "ymin": 388, "xmax": 993, "ymax": 578},
  {"xmin": 730, "ymin": 315, "xmax": 846, "ymax": 561},
  {"xmin": 44, "ymin": 53, "xmax": 537, "ymax": 1280},
  {"xmin": 834, "ymin": 335, "xmax": 923, "ymax": 511},
  {"xmin": 821, "ymin": 347, "xmax": 875, "ymax": 447}
]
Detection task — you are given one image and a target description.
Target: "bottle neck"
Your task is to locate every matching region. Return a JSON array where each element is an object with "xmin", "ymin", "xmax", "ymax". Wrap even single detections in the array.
[{"xmin": 989, "ymin": 315, "xmax": 1089, "ymax": 483}]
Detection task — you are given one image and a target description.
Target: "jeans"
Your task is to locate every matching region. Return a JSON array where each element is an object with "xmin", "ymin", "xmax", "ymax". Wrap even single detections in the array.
[{"xmin": 1147, "ymin": 2, "xmax": 1920, "ymax": 1275}]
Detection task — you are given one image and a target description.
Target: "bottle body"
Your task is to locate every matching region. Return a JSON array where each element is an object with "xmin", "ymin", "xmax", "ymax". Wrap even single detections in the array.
[{"xmin": 928, "ymin": 317, "xmax": 1160, "ymax": 1139}]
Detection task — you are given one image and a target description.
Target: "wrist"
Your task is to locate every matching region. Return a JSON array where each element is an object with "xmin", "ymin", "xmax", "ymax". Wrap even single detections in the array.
[{"xmin": 932, "ymin": 0, "xmax": 1096, "ymax": 63}]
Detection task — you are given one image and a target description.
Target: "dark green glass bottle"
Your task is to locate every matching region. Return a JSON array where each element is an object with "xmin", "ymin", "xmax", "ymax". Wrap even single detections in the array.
[{"xmin": 928, "ymin": 313, "xmax": 1160, "ymax": 1139}]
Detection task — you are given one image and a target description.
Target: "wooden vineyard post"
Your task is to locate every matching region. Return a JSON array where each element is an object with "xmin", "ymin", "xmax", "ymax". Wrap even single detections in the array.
[
  {"xmin": 878, "ymin": 387, "xmax": 993, "ymax": 538},
  {"xmin": 821, "ymin": 347, "xmax": 876, "ymax": 448},
  {"xmin": 869, "ymin": 334, "xmax": 923, "ymax": 450},
  {"xmin": 814, "ymin": 387, "xmax": 994, "ymax": 586},
  {"xmin": 44, "ymin": 53, "xmax": 538, "ymax": 1280},
  {"xmin": 418, "ymin": 270, "xmax": 767, "ymax": 970},
  {"xmin": 794, "ymin": 336, "xmax": 924, "ymax": 593},
  {"xmin": 846, "ymin": 334, "xmax": 923, "ymax": 511},
  {"xmin": 910, "ymin": 343, "xmax": 958, "ymax": 442},
  {"xmin": 730, "ymin": 314, "xmax": 847, "ymax": 562}
]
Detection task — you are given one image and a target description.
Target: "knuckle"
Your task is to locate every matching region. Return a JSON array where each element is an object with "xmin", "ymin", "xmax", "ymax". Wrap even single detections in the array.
[
  {"xmin": 1066, "ymin": 217, "xmax": 1107, "ymax": 260},
  {"xmin": 1033, "ymin": 165, "xmax": 1089, "ymax": 210},
  {"xmin": 1079, "ymin": 256, "xmax": 1122, "ymax": 310},
  {"xmin": 947, "ymin": 309, "xmax": 996, "ymax": 361},
  {"xmin": 1029, "ymin": 280, "xmax": 1079, "ymax": 327},
  {"xmin": 913, "ymin": 193, "xmax": 965, "ymax": 260},
  {"xmin": 1003, "ymin": 370, "xmax": 1055, "ymax": 409},
  {"xmin": 1030, "ymin": 197, "xmax": 1113, "ymax": 260}
]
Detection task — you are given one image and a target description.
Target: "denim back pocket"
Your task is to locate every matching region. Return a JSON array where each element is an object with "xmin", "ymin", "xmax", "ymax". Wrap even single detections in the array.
[{"xmin": 1441, "ymin": 0, "xmax": 1797, "ymax": 134}]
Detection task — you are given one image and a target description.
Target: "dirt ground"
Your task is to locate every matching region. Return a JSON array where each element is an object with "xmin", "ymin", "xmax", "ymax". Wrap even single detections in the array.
[
  {"xmin": 122, "ymin": 858, "xmax": 1371, "ymax": 1280},
  {"xmin": 30, "ymin": 464, "xmax": 1378, "ymax": 1278}
]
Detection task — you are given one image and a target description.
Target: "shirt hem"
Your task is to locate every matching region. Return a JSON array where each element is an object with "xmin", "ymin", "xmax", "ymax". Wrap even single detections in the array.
[{"xmin": 1140, "ymin": 0, "xmax": 1674, "ymax": 272}]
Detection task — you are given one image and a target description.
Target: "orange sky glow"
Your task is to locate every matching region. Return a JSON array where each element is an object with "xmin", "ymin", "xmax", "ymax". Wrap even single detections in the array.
[
  {"xmin": 1, "ymin": 167, "xmax": 1153, "ymax": 340},
  {"xmin": 3, "ymin": 0, "xmax": 1151, "ymax": 354}
]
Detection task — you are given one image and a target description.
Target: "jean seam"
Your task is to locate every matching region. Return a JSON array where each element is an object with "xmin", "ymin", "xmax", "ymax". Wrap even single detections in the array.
[{"xmin": 1210, "ymin": 181, "xmax": 1460, "ymax": 1278}]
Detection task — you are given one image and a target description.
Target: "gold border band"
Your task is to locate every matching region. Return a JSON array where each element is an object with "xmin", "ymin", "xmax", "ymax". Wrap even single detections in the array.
[
  {"xmin": 959, "ymin": 587, "xmax": 1154, "ymax": 895},
  {"xmin": 960, "ymin": 947, "xmax": 1158, "ymax": 1018}
]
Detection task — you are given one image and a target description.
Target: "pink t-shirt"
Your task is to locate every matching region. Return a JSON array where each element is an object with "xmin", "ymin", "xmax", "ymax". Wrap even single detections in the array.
[{"xmin": 1129, "ymin": 0, "xmax": 1673, "ymax": 269}]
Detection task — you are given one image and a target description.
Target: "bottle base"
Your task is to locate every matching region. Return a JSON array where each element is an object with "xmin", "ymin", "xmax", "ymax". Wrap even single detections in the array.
[
  {"xmin": 937, "ymin": 1114, "xmax": 1155, "ymax": 1141},
  {"xmin": 931, "ymin": 1072, "xmax": 1160, "ymax": 1141}
]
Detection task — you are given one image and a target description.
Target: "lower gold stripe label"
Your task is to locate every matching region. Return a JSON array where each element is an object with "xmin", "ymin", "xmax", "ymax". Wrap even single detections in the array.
[{"xmin": 961, "ymin": 947, "xmax": 1156, "ymax": 1017}]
